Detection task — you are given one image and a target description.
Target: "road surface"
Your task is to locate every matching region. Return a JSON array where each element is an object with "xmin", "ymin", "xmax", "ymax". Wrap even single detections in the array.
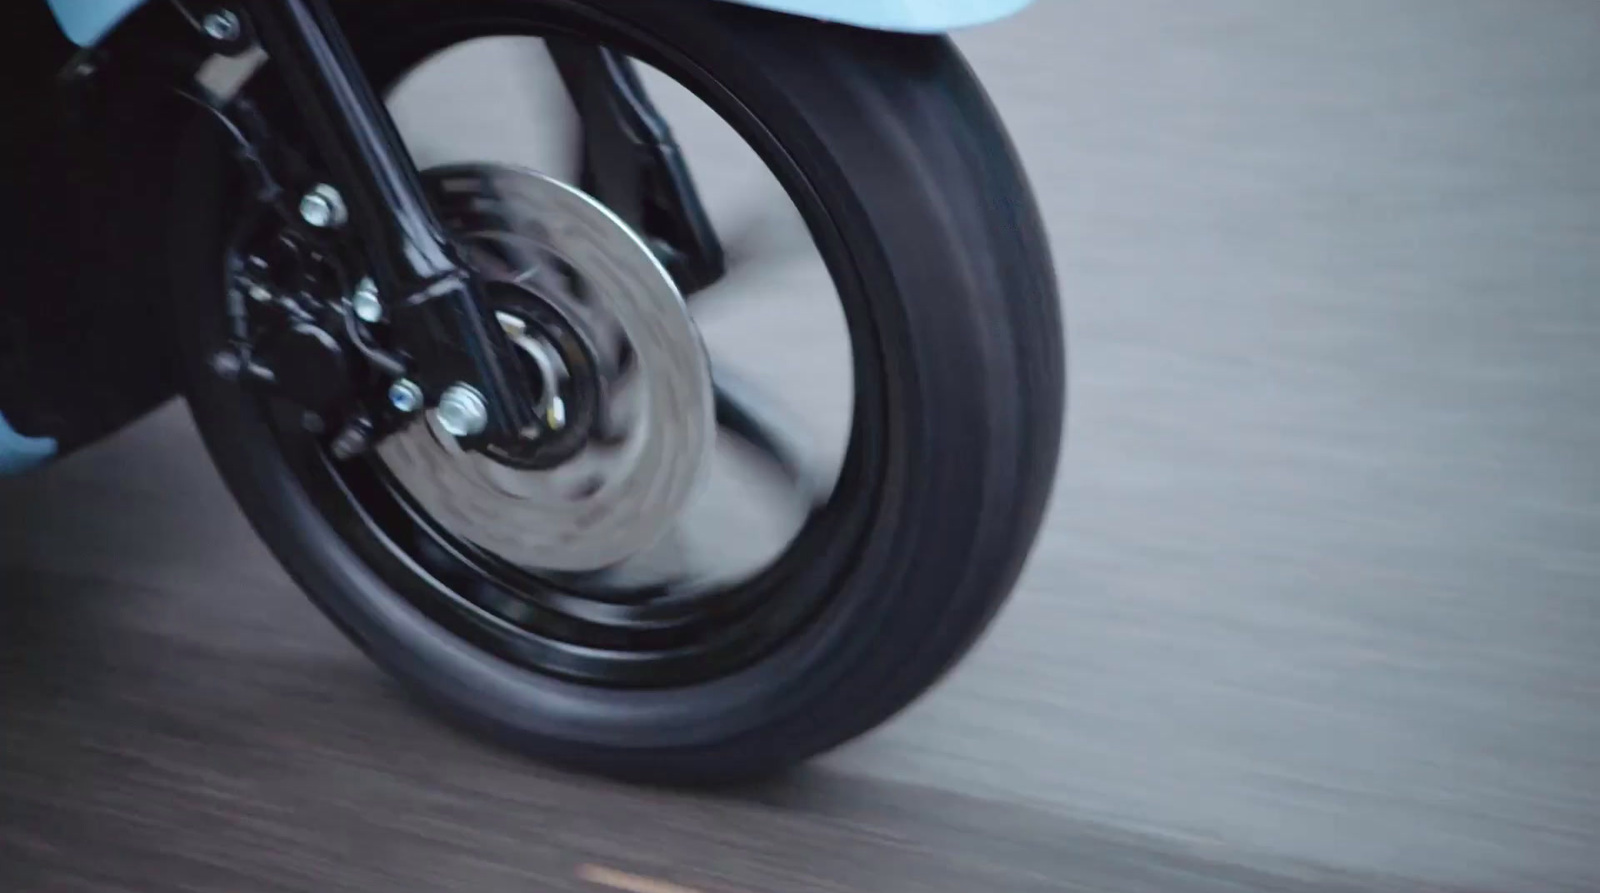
[{"xmin": 4, "ymin": 1, "xmax": 1599, "ymax": 891}]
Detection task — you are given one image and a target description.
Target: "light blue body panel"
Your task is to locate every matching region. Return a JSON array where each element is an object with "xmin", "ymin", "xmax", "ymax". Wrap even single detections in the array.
[
  {"xmin": 705, "ymin": 0, "xmax": 1033, "ymax": 32},
  {"xmin": 44, "ymin": 0, "xmax": 145, "ymax": 47},
  {"xmin": 0, "ymin": 412, "xmax": 58, "ymax": 477},
  {"xmin": 45, "ymin": 0, "xmax": 1033, "ymax": 46}
]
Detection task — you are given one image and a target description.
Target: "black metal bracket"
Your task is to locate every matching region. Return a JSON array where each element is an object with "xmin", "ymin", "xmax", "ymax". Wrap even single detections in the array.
[
  {"xmin": 237, "ymin": 0, "xmax": 537, "ymax": 438},
  {"xmin": 548, "ymin": 41, "xmax": 725, "ymax": 296}
]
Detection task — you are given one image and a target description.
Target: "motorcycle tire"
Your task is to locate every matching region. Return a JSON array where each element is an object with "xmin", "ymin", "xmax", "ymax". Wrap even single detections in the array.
[{"xmin": 171, "ymin": 0, "xmax": 1064, "ymax": 783}]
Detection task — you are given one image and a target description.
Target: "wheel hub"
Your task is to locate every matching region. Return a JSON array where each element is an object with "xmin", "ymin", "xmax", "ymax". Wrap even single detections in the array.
[
  {"xmin": 377, "ymin": 164, "xmax": 715, "ymax": 573},
  {"xmin": 479, "ymin": 279, "xmax": 602, "ymax": 470}
]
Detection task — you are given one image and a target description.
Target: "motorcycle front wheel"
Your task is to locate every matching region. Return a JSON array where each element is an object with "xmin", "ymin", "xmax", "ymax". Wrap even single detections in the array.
[{"xmin": 172, "ymin": 0, "xmax": 1064, "ymax": 782}]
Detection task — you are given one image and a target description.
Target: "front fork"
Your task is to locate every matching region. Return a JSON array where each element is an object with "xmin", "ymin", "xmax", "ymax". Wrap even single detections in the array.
[{"xmin": 237, "ymin": 0, "xmax": 537, "ymax": 440}]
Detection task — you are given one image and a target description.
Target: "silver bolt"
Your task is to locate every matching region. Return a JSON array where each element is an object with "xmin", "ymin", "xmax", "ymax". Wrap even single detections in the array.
[
  {"xmin": 388, "ymin": 379, "xmax": 424, "ymax": 414},
  {"xmin": 351, "ymin": 277, "xmax": 383, "ymax": 323},
  {"xmin": 545, "ymin": 396, "xmax": 567, "ymax": 431},
  {"xmin": 201, "ymin": 10, "xmax": 242, "ymax": 42},
  {"xmin": 299, "ymin": 183, "xmax": 348, "ymax": 229},
  {"xmin": 210, "ymin": 349, "xmax": 242, "ymax": 380},
  {"xmin": 436, "ymin": 384, "xmax": 489, "ymax": 438}
]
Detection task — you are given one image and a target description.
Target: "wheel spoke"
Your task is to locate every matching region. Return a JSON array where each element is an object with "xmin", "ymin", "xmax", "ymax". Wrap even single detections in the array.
[{"xmin": 712, "ymin": 365, "xmax": 828, "ymax": 511}]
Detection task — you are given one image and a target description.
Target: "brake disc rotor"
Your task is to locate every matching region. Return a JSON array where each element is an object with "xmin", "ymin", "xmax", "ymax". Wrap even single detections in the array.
[{"xmin": 376, "ymin": 163, "xmax": 714, "ymax": 573}]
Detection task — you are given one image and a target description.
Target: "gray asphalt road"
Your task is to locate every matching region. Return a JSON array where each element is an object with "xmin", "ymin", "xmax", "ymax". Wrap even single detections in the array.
[{"xmin": 4, "ymin": 1, "xmax": 1600, "ymax": 891}]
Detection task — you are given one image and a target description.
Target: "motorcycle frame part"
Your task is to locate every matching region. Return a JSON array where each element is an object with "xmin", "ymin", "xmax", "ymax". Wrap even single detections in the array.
[
  {"xmin": 237, "ymin": 0, "xmax": 538, "ymax": 441},
  {"xmin": 547, "ymin": 40, "xmax": 724, "ymax": 295},
  {"xmin": 44, "ymin": 0, "xmax": 1039, "ymax": 48}
]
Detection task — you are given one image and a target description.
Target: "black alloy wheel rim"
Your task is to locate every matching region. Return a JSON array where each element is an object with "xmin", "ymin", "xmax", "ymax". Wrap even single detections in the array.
[{"xmin": 241, "ymin": 4, "xmax": 892, "ymax": 689}]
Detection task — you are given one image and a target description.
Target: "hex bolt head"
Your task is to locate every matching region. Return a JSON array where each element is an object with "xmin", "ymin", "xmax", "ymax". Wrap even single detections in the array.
[
  {"xmin": 299, "ymin": 183, "xmax": 348, "ymax": 229},
  {"xmin": 388, "ymin": 379, "xmax": 424, "ymax": 414},
  {"xmin": 545, "ymin": 396, "xmax": 567, "ymax": 431},
  {"xmin": 436, "ymin": 384, "xmax": 489, "ymax": 438},
  {"xmin": 351, "ymin": 278, "xmax": 383, "ymax": 324},
  {"xmin": 201, "ymin": 10, "xmax": 242, "ymax": 42}
]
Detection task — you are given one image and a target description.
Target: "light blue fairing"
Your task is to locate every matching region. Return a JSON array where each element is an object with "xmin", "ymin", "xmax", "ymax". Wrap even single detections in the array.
[
  {"xmin": 0, "ymin": 413, "xmax": 57, "ymax": 476},
  {"xmin": 45, "ymin": 0, "xmax": 1033, "ymax": 46},
  {"xmin": 44, "ymin": 0, "xmax": 146, "ymax": 46},
  {"xmin": 707, "ymin": 0, "xmax": 1033, "ymax": 32}
]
